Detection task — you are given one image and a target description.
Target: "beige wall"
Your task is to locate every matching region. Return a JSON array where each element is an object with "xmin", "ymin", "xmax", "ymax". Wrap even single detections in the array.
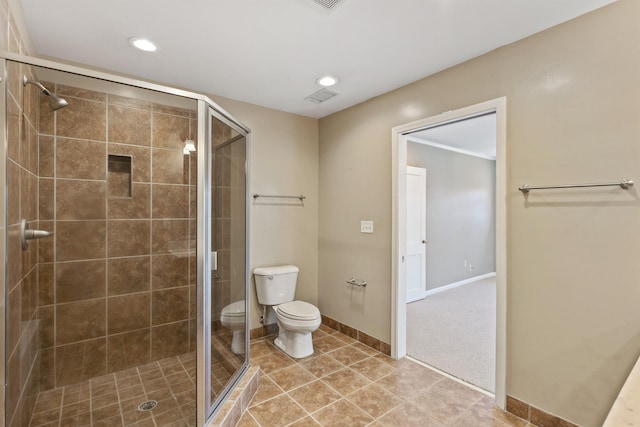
[
  {"xmin": 210, "ymin": 95, "xmax": 319, "ymax": 331},
  {"xmin": 318, "ymin": 1, "xmax": 640, "ymax": 426}
]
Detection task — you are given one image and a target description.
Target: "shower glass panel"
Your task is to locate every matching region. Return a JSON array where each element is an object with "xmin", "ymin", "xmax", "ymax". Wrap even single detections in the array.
[
  {"xmin": 208, "ymin": 112, "xmax": 248, "ymax": 413},
  {"xmin": 2, "ymin": 57, "xmax": 249, "ymax": 427}
]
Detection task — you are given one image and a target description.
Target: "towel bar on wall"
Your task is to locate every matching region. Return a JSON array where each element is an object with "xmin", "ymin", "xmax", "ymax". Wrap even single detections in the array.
[
  {"xmin": 518, "ymin": 179, "xmax": 634, "ymax": 194},
  {"xmin": 253, "ymin": 194, "xmax": 306, "ymax": 201},
  {"xmin": 346, "ymin": 278, "xmax": 367, "ymax": 287}
]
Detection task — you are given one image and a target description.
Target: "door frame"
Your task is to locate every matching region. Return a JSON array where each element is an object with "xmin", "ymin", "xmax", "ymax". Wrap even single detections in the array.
[
  {"xmin": 405, "ymin": 166, "xmax": 427, "ymax": 303},
  {"xmin": 391, "ymin": 97, "xmax": 507, "ymax": 408}
]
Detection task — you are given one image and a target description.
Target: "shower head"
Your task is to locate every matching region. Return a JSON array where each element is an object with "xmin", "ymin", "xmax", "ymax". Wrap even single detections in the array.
[
  {"xmin": 47, "ymin": 93, "xmax": 69, "ymax": 111},
  {"xmin": 22, "ymin": 75, "xmax": 69, "ymax": 111}
]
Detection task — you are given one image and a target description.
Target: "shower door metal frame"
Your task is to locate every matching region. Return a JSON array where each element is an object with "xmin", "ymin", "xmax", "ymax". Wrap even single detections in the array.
[
  {"xmin": 0, "ymin": 56, "xmax": 8, "ymax": 427},
  {"xmin": 201, "ymin": 106, "xmax": 251, "ymax": 423},
  {"xmin": 0, "ymin": 53, "xmax": 251, "ymax": 427}
]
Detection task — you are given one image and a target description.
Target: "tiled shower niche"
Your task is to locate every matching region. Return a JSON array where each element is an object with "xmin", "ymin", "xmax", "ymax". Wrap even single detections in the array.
[
  {"xmin": 107, "ymin": 154, "xmax": 133, "ymax": 198},
  {"xmin": 36, "ymin": 72, "xmax": 199, "ymax": 391}
]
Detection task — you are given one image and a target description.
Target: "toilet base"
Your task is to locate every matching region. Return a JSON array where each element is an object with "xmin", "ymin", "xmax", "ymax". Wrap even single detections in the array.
[
  {"xmin": 231, "ymin": 329, "xmax": 245, "ymax": 355},
  {"xmin": 273, "ymin": 324, "xmax": 315, "ymax": 359}
]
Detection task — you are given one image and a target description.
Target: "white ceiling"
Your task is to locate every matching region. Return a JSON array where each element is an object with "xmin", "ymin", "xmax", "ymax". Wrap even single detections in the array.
[
  {"xmin": 409, "ymin": 113, "xmax": 496, "ymax": 159},
  {"xmin": 20, "ymin": 0, "xmax": 617, "ymax": 119}
]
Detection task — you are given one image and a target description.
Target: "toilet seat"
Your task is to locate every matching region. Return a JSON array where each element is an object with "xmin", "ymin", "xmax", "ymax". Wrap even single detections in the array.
[
  {"xmin": 276, "ymin": 301, "xmax": 320, "ymax": 321},
  {"xmin": 221, "ymin": 300, "xmax": 245, "ymax": 318}
]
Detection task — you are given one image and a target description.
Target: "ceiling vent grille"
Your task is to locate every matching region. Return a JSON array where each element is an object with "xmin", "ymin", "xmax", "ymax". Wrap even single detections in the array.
[
  {"xmin": 309, "ymin": 0, "xmax": 346, "ymax": 10},
  {"xmin": 305, "ymin": 88, "xmax": 338, "ymax": 104}
]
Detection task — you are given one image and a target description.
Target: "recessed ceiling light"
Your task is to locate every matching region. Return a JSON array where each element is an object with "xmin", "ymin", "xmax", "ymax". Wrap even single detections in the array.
[
  {"xmin": 129, "ymin": 37, "xmax": 158, "ymax": 52},
  {"xmin": 317, "ymin": 76, "xmax": 338, "ymax": 87}
]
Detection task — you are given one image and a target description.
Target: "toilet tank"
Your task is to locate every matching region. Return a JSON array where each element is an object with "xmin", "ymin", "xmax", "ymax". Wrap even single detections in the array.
[{"xmin": 254, "ymin": 265, "xmax": 299, "ymax": 305}]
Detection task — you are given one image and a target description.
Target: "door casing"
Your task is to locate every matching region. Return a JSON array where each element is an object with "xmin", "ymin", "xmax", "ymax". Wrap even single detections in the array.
[{"xmin": 391, "ymin": 97, "xmax": 507, "ymax": 408}]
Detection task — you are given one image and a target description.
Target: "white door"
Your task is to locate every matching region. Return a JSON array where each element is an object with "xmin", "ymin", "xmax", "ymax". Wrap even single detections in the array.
[{"xmin": 406, "ymin": 166, "xmax": 427, "ymax": 303}]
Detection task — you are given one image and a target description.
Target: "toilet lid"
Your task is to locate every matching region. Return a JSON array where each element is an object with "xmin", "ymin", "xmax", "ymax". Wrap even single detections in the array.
[
  {"xmin": 222, "ymin": 300, "xmax": 245, "ymax": 317},
  {"xmin": 276, "ymin": 301, "xmax": 320, "ymax": 321}
]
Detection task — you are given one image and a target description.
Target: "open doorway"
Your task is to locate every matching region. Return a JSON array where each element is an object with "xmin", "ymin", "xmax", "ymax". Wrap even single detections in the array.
[
  {"xmin": 406, "ymin": 113, "xmax": 497, "ymax": 393},
  {"xmin": 391, "ymin": 97, "xmax": 507, "ymax": 408}
]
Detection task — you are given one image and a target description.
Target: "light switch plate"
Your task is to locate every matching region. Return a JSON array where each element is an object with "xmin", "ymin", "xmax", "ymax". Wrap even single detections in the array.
[{"xmin": 361, "ymin": 220, "xmax": 374, "ymax": 233}]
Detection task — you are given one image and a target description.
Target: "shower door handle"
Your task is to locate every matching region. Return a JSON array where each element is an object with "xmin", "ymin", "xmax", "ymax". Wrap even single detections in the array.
[
  {"xmin": 212, "ymin": 251, "xmax": 218, "ymax": 270},
  {"xmin": 21, "ymin": 219, "xmax": 53, "ymax": 250}
]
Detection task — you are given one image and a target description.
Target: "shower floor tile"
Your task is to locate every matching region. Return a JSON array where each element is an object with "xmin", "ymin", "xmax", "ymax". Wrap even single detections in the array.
[{"xmin": 30, "ymin": 353, "xmax": 198, "ymax": 427}]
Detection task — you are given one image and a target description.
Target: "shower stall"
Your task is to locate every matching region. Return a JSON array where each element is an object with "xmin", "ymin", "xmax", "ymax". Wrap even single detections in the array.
[{"xmin": 1, "ymin": 54, "xmax": 250, "ymax": 426}]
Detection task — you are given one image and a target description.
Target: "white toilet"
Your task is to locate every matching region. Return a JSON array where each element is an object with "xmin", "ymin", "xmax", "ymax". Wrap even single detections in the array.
[
  {"xmin": 254, "ymin": 265, "xmax": 321, "ymax": 358},
  {"xmin": 220, "ymin": 300, "xmax": 246, "ymax": 354}
]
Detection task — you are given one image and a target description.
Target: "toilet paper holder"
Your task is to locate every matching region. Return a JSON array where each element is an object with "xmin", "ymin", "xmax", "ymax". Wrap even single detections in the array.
[{"xmin": 346, "ymin": 278, "xmax": 367, "ymax": 287}]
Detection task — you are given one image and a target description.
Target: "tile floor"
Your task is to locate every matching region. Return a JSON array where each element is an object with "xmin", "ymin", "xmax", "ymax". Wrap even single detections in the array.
[
  {"xmin": 29, "ymin": 353, "xmax": 198, "ymax": 427},
  {"xmin": 240, "ymin": 325, "xmax": 532, "ymax": 427},
  {"xmin": 29, "ymin": 326, "xmax": 532, "ymax": 427}
]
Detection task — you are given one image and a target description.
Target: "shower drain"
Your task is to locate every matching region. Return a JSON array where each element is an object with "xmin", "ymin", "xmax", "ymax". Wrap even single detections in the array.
[{"xmin": 137, "ymin": 400, "xmax": 158, "ymax": 411}]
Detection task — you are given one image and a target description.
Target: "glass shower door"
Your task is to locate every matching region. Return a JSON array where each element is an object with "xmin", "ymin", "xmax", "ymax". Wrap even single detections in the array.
[{"xmin": 204, "ymin": 109, "xmax": 249, "ymax": 420}]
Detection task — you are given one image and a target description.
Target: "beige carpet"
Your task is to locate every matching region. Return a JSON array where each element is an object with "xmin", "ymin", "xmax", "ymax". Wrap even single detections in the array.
[{"xmin": 406, "ymin": 276, "xmax": 496, "ymax": 392}]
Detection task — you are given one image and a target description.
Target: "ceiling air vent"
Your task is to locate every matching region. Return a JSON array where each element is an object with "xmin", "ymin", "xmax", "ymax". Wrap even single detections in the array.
[
  {"xmin": 305, "ymin": 88, "xmax": 338, "ymax": 104},
  {"xmin": 309, "ymin": 0, "xmax": 346, "ymax": 10}
]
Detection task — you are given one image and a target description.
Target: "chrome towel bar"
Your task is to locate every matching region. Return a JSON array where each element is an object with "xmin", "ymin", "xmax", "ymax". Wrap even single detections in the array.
[
  {"xmin": 253, "ymin": 194, "xmax": 306, "ymax": 201},
  {"xmin": 346, "ymin": 278, "xmax": 367, "ymax": 287},
  {"xmin": 519, "ymin": 179, "xmax": 633, "ymax": 194}
]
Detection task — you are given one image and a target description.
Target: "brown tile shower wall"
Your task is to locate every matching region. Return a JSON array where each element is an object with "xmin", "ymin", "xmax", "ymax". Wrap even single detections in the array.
[
  {"xmin": 3, "ymin": 2, "xmax": 42, "ymax": 426},
  {"xmin": 37, "ymin": 83, "xmax": 198, "ymax": 390},
  {"xmin": 3, "ymin": 5, "xmax": 44, "ymax": 427}
]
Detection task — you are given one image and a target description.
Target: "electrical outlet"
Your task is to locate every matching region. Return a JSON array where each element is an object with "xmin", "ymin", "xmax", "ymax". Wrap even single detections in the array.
[{"xmin": 360, "ymin": 220, "xmax": 374, "ymax": 233}]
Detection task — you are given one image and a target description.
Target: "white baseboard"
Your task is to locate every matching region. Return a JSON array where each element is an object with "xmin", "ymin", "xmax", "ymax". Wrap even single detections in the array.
[{"xmin": 424, "ymin": 272, "xmax": 496, "ymax": 297}]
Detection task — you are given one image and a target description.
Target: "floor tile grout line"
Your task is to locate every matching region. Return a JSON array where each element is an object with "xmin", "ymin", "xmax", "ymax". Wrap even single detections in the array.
[
  {"xmin": 88, "ymin": 378, "xmax": 93, "ymax": 426},
  {"xmin": 169, "ymin": 356, "xmax": 193, "ymax": 425},
  {"xmin": 29, "ymin": 354, "xmax": 199, "ymax": 427},
  {"xmin": 113, "ymin": 368, "xmax": 128, "ymax": 426},
  {"xmin": 286, "ymin": 379, "xmax": 351, "ymax": 419},
  {"xmin": 286, "ymin": 390, "xmax": 313, "ymax": 425},
  {"xmin": 249, "ymin": 330, "xmax": 520, "ymax": 427},
  {"xmin": 254, "ymin": 344, "xmax": 400, "ymax": 427},
  {"xmin": 247, "ymin": 381, "xmax": 287, "ymax": 409},
  {"xmin": 56, "ymin": 384, "xmax": 64, "ymax": 426},
  {"xmin": 311, "ymin": 396, "xmax": 375, "ymax": 423},
  {"xmin": 368, "ymin": 400, "xmax": 404, "ymax": 425},
  {"xmin": 245, "ymin": 409, "xmax": 261, "ymax": 426}
]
